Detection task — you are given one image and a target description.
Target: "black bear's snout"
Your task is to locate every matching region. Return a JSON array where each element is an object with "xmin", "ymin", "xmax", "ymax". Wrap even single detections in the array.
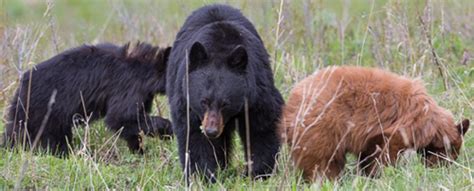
[
  {"xmin": 201, "ymin": 110, "xmax": 224, "ymax": 139},
  {"xmin": 204, "ymin": 127, "xmax": 219, "ymax": 139}
]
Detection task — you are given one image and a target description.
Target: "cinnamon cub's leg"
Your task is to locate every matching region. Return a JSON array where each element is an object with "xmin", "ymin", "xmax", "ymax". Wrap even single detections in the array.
[
  {"xmin": 358, "ymin": 133, "xmax": 407, "ymax": 177},
  {"xmin": 293, "ymin": 141, "xmax": 346, "ymax": 181}
]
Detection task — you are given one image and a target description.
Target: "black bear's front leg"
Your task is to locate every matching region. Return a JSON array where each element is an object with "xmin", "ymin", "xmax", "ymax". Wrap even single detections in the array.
[
  {"xmin": 105, "ymin": 96, "xmax": 172, "ymax": 153},
  {"xmin": 106, "ymin": 116, "xmax": 171, "ymax": 154},
  {"xmin": 174, "ymin": 114, "xmax": 232, "ymax": 183},
  {"xmin": 105, "ymin": 105, "xmax": 146, "ymax": 154},
  {"xmin": 107, "ymin": 116, "xmax": 171, "ymax": 154},
  {"xmin": 238, "ymin": 114, "xmax": 280, "ymax": 179},
  {"xmin": 145, "ymin": 116, "xmax": 173, "ymax": 139},
  {"xmin": 105, "ymin": 117, "xmax": 145, "ymax": 154}
]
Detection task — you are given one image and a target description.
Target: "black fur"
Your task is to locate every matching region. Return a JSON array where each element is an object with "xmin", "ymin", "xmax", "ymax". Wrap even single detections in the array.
[
  {"xmin": 166, "ymin": 4, "xmax": 284, "ymax": 181},
  {"xmin": 4, "ymin": 42, "xmax": 173, "ymax": 155}
]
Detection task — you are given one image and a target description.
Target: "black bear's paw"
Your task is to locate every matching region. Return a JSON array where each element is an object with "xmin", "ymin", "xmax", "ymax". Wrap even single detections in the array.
[
  {"xmin": 125, "ymin": 134, "xmax": 145, "ymax": 155},
  {"xmin": 241, "ymin": 172, "xmax": 272, "ymax": 181},
  {"xmin": 241, "ymin": 165, "xmax": 274, "ymax": 181},
  {"xmin": 146, "ymin": 116, "xmax": 174, "ymax": 140}
]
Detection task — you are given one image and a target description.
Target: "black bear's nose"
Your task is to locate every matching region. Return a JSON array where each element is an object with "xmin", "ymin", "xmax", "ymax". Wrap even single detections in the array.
[{"xmin": 205, "ymin": 127, "xmax": 219, "ymax": 138}]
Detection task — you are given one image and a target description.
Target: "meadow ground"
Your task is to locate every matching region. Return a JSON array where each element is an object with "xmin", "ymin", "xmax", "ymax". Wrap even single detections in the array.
[{"xmin": 0, "ymin": 0, "xmax": 473, "ymax": 190}]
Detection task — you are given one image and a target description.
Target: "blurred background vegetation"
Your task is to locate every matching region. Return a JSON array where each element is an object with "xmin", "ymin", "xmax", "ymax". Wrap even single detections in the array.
[{"xmin": 1, "ymin": 0, "xmax": 473, "ymax": 96}]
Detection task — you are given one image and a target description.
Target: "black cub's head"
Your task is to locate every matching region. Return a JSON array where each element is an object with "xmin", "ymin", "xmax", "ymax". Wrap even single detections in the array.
[
  {"xmin": 187, "ymin": 41, "xmax": 249, "ymax": 139},
  {"xmin": 120, "ymin": 42, "xmax": 171, "ymax": 94}
]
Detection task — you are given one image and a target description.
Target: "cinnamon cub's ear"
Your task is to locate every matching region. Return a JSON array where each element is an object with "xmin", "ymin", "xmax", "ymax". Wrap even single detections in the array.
[{"xmin": 457, "ymin": 119, "xmax": 470, "ymax": 136}]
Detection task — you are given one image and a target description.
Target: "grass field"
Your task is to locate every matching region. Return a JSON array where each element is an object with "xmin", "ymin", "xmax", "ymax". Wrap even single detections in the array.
[{"xmin": 0, "ymin": 0, "xmax": 473, "ymax": 190}]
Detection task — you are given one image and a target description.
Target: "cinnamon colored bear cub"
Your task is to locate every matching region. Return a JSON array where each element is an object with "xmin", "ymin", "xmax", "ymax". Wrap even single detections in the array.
[
  {"xmin": 166, "ymin": 4, "xmax": 284, "ymax": 181},
  {"xmin": 4, "ymin": 42, "xmax": 173, "ymax": 155},
  {"xmin": 280, "ymin": 66, "xmax": 469, "ymax": 182}
]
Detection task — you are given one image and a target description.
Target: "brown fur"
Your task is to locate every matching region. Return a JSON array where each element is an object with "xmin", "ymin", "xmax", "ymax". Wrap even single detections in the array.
[
  {"xmin": 201, "ymin": 110, "xmax": 225, "ymax": 138},
  {"xmin": 279, "ymin": 66, "xmax": 470, "ymax": 181}
]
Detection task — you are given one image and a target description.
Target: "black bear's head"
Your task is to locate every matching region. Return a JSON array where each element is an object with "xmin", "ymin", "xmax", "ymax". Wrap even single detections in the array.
[
  {"xmin": 186, "ymin": 41, "xmax": 249, "ymax": 139},
  {"xmin": 121, "ymin": 42, "xmax": 171, "ymax": 94}
]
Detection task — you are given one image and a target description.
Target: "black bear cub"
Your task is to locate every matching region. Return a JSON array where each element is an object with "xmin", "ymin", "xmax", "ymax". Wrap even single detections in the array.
[
  {"xmin": 166, "ymin": 4, "xmax": 284, "ymax": 181},
  {"xmin": 4, "ymin": 42, "xmax": 173, "ymax": 155}
]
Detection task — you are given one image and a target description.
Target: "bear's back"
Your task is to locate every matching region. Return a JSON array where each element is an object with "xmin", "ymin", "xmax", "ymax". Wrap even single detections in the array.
[
  {"xmin": 282, "ymin": 66, "xmax": 431, "ymax": 149},
  {"xmin": 311, "ymin": 66, "xmax": 417, "ymax": 95},
  {"xmin": 28, "ymin": 45, "xmax": 120, "ymax": 77},
  {"xmin": 14, "ymin": 45, "xmax": 132, "ymax": 118},
  {"xmin": 303, "ymin": 66, "xmax": 422, "ymax": 111}
]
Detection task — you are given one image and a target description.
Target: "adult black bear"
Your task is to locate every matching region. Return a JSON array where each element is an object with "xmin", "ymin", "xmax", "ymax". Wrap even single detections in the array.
[
  {"xmin": 4, "ymin": 42, "xmax": 173, "ymax": 155},
  {"xmin": 166, "ymin": 4, "xmax": 284, "ymax": 181}
]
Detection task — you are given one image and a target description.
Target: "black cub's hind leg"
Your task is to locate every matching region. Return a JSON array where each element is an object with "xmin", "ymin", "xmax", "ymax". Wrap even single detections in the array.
[{"xmin": 38, "ymin": 125, "xmax": 73, "ymax": 156}]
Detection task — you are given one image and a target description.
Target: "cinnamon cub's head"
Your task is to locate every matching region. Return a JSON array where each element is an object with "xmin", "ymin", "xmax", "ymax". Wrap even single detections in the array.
[{"xmin": 420, "ymin": 119, "xmax": 469, "ymax": 167}]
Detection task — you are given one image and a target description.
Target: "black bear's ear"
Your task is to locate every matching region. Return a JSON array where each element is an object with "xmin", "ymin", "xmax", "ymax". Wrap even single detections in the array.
[
  {"xmin": 227, "ymin": 45, "xmax": 247, "ymax": 71},
  {"xmin": 457, "ymin": 119, "xmax": 470, "ymax": 136},
  {"xmin": 189, "ymin": 41, "xmax": 208, "ymax": 65}
]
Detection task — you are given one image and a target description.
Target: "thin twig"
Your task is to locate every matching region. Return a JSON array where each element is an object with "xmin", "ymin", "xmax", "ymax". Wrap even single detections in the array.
[
  {"xmin": 244, "ymin": 97, "xmax": 252, "ymax": 178},
  {"xmin": 184, "ymin": 49, "xmax": 191, "ymax": 189},
  {"xmin": 418, "ymin": 6, "xmax": 449, "ymax": 90},
  {"xmin": 272, "ymin": 0, "xmax": 285, "ymax": 72},
  {"xmin": 14, "ymin": 89, "xmax": 57, "ymax": 191}
]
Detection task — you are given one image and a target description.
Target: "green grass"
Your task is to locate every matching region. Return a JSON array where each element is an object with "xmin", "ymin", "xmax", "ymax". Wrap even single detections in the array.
[{"xmin": 0, "ymin": 0, "xmax": 473, "ymax": 190}]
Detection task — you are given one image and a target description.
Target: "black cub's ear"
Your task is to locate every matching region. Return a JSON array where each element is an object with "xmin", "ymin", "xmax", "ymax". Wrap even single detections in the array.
[
  {"xmin": 189, "ymin": 41, "xmax": 207, "ymax": 63},
  {"xmin": 457, "ymin": 119, "xmax": 470, "ymax": 136},
  {"xmin": 227, "ymin": 45, "xmax": 247, "ymax": 71},
  {"xmin": 163, "ymin": 46, "xmax": 172, "ymax": 62},
  {"xmin": 155, "ymin": 46, "xmax": 172, "ymax": 72},
  {"xmin": 158, "ymin": 46, "xmax": 172, "ymax": 64}
]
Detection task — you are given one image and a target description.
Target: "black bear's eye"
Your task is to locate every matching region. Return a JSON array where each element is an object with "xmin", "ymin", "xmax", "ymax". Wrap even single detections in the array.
[
  {"xmin": 221, "ymin": 100, "xmax": 230, "ymax": 108},
  {"xmin": 201, "ymin": 98, "xmax": 210, "ymax": 107}
]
